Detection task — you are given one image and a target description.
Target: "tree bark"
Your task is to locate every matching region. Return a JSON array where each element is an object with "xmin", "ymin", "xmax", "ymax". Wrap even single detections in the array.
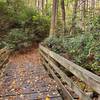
[
  {"xmin": 91, "ymin": 0, "xmax": 95, "ymax": 17},
  {"xmin": 41, "ymin": 0, "xmax": 44, "ymax": 14},
  {"xmin": 61, "ymin": 0, "xmax": 66, "ymax": 34},
  {"xmin": 49, "ymin": 0, "xmax": 58, "ymax": 37},
  {"xmin": 70, "ymin": 0, "xmax": 78, "ymax": 35}
]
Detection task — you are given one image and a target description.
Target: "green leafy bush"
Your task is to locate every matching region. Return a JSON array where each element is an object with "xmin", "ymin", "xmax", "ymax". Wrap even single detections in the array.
[
  {"xmin": 0, "ymin": 0, "xmax": 50, "ymax": 50},
  {"xmin": 13, "ymin": 8, "xmax": 38, "ymax": 24},
  {"xmin": 4, "ymin": 29, "xmax": 32, "ymax": 50},
  {"xmin": 0, "ymin": 1, "xmax": 7, "ymax": 13},
  {"xmin": 0, "ymin": 0, "xmax": 37, "ymax": 24},
  {"xmin": 24, "ymin": 15, "xmax": 50, "ymax": 43},
  {"xmin": 43, "ymin": 33, "xmax": 100, "ymax": 74},
  {"xmin": 86, "ymin": 15, "xmax": 100, "ymax": 33},
  {"xmin": 2, "ymin": 14, "xmax": 50, "ymax": 50},
  {"xmin": 43, "ymin": 36, "xmax": 66, "ymax": 53}
]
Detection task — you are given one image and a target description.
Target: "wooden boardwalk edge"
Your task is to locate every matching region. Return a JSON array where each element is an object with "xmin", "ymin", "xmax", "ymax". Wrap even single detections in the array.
[{"xmin": 39, "ymin": 45, "xmax": 100, "ymax": 100}]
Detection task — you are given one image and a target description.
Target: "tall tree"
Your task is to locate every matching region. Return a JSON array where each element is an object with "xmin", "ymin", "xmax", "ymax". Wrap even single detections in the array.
[
  {"xmin": 82, "ymin": 0, "xmax": 86, "ymax": 18},
  {"xmin": 49, "ymin": 0, "xmax": 58, "ymax": 37},
  {"xmin": 91, "ymin": 0, "xmax": 95, "ymax": 17},
  {"xmin": 61, "ymin": 0, "xmax": 66, "ymax": 34},
  {"xmin": 70, "ymin": 0, "xmax": 79, "ymax": 35},
  {"xmin": 42, "ymin": 0, "xmax": 44, "ymax": 10}
]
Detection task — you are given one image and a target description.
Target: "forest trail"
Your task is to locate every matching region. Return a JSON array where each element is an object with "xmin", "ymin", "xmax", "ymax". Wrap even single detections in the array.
[{"xmin": 0, "ymin": 47, "xmax": 62, "ymax": 100}]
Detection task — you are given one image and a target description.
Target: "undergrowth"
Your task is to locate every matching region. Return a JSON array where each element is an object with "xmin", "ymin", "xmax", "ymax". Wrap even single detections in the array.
[{"xmin": 43, "ymin": 33, "xmax": 100, "ymax": 74}]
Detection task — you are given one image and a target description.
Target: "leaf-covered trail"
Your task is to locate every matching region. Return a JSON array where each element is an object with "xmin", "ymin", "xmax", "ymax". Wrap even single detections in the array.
[{"xmin": 0, "ymin": 48, "xmax": 62, "ymax": 100}]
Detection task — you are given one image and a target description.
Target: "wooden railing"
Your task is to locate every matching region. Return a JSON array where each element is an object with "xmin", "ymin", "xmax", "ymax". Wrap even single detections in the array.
[
  {"xmin": 0, "ymin": 47, "xmax": 10, "ymax": 75},
  {"xmin": 39, "ymin": 45, "xmax": 100, "ymax": 100}
]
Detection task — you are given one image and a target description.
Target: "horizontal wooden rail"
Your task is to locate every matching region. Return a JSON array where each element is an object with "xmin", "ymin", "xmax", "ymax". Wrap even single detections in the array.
[
  {"xmin": 40, "ymin": 51, "xmax": 91, "ymax": 100},
  {"xmin": 0, "ymin": 47, "xmax": 7, "ymax": 55},
  {"xmin": 0, "ymin": 47, "xmax": 10, "ymax": 70},
  {"xmin": 39, "ymin": 45, "xmax": 100, "ymax": 100},
  {"xmin": 43, "ymin": 60, "xmax": 74, "ymax": 100}
]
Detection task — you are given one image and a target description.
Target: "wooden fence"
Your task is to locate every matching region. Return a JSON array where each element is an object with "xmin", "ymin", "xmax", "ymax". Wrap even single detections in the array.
[
  {"xmin": 39, "ymin": 45, "xmax": 100, "ymax": 100},
  {"xmin": 0, "ymin": 47, "xmax": 10, "ymax": 76}
]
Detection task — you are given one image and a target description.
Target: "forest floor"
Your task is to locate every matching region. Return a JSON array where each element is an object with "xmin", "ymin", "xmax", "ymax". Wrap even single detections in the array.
[{"xmin": 0, "ymin": 47, "xmax": 62, "ymax": 100}]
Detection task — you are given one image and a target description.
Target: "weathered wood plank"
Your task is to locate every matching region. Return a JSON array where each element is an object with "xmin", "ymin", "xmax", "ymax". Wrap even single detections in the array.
[
  {"xmin": 0, "ymin": 48, "xmax": 7, "ymax": 55},
  {"xmin": 40, "ymin": 45, "xmax": 100, "ymax": 94},
  {"xmin": 0, "ymin": 48, "xmax": 10, "ymax": 70},
  {"xmin": 40, "ymin": 51, "xmax": 91, "ymax": 100},
  {"xmin": 42, "ymin": 56, "xmax": 74, "ymax": 100},
  {"xmin": 0, "ymin": 51, "xmax": 9, "ymax": 60},
  {"xmin": 0, "ymin": 55, "xmax": 9, "ymax": 68}
]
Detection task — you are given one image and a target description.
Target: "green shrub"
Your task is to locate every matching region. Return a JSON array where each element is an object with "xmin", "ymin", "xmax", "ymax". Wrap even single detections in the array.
[
  {"xmin": 0, "ymin": 1, "xmax": 50, "ymax": 50},
  {"xmin": 0, "ymin": 0, "xmax": 37, "ymax": 24},
  {"xmin": 4, "ymin": 29, "xmax": 32, "ymax": 50},
  {"xmin": 43, "ymin": 33, "xmax": 100, "ymax": 74},
  {"xmin": 86, "ymin": 15, "xmax": 100, "ymax": 33},
  {"xmin": 13, "ymin": 8, "xmax": 38, "ymax": 23},
  {"xmin": 43, "ymin": 36, "xmax": 66, "ymax": 53},
  {"xmin": 24, "ymin": 15, "xmax": 50, "ymax": 43}
]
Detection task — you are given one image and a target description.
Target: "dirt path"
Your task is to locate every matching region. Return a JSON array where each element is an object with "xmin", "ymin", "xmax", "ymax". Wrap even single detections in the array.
[{"xmin": 0, "ymin": 48, "xmax": 62, "ymax": 100}]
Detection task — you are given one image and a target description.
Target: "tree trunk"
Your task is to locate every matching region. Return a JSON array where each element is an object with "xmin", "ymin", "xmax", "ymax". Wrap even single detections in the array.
[
  {"xmin": 33, "ymin": 0, "xmax": 37, "ymax": 8},
  {"xmin": 42, "ymin": 0, "xmax": 44, "ymax": 14},
  {"xmin": 61, "ymin": 0, "xmax": 66, "ymax": 35},
  {"xmin": 70, "ymin": 0, "xmax": 78, "ymax": 35},
  {"xmin": 83, "ymin": 0, "xmax": 86, "ymax": 18},
  {"xmin": 49, "ymin": 0, "xmax": 58, "ymax": 37},
  {"xmin": 91, "ymin": 0, "xmax": 95, "ymax": 17},
  {"xmin": 36, "ymin": 0, "xmax": 40, "ymax": 12}
]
